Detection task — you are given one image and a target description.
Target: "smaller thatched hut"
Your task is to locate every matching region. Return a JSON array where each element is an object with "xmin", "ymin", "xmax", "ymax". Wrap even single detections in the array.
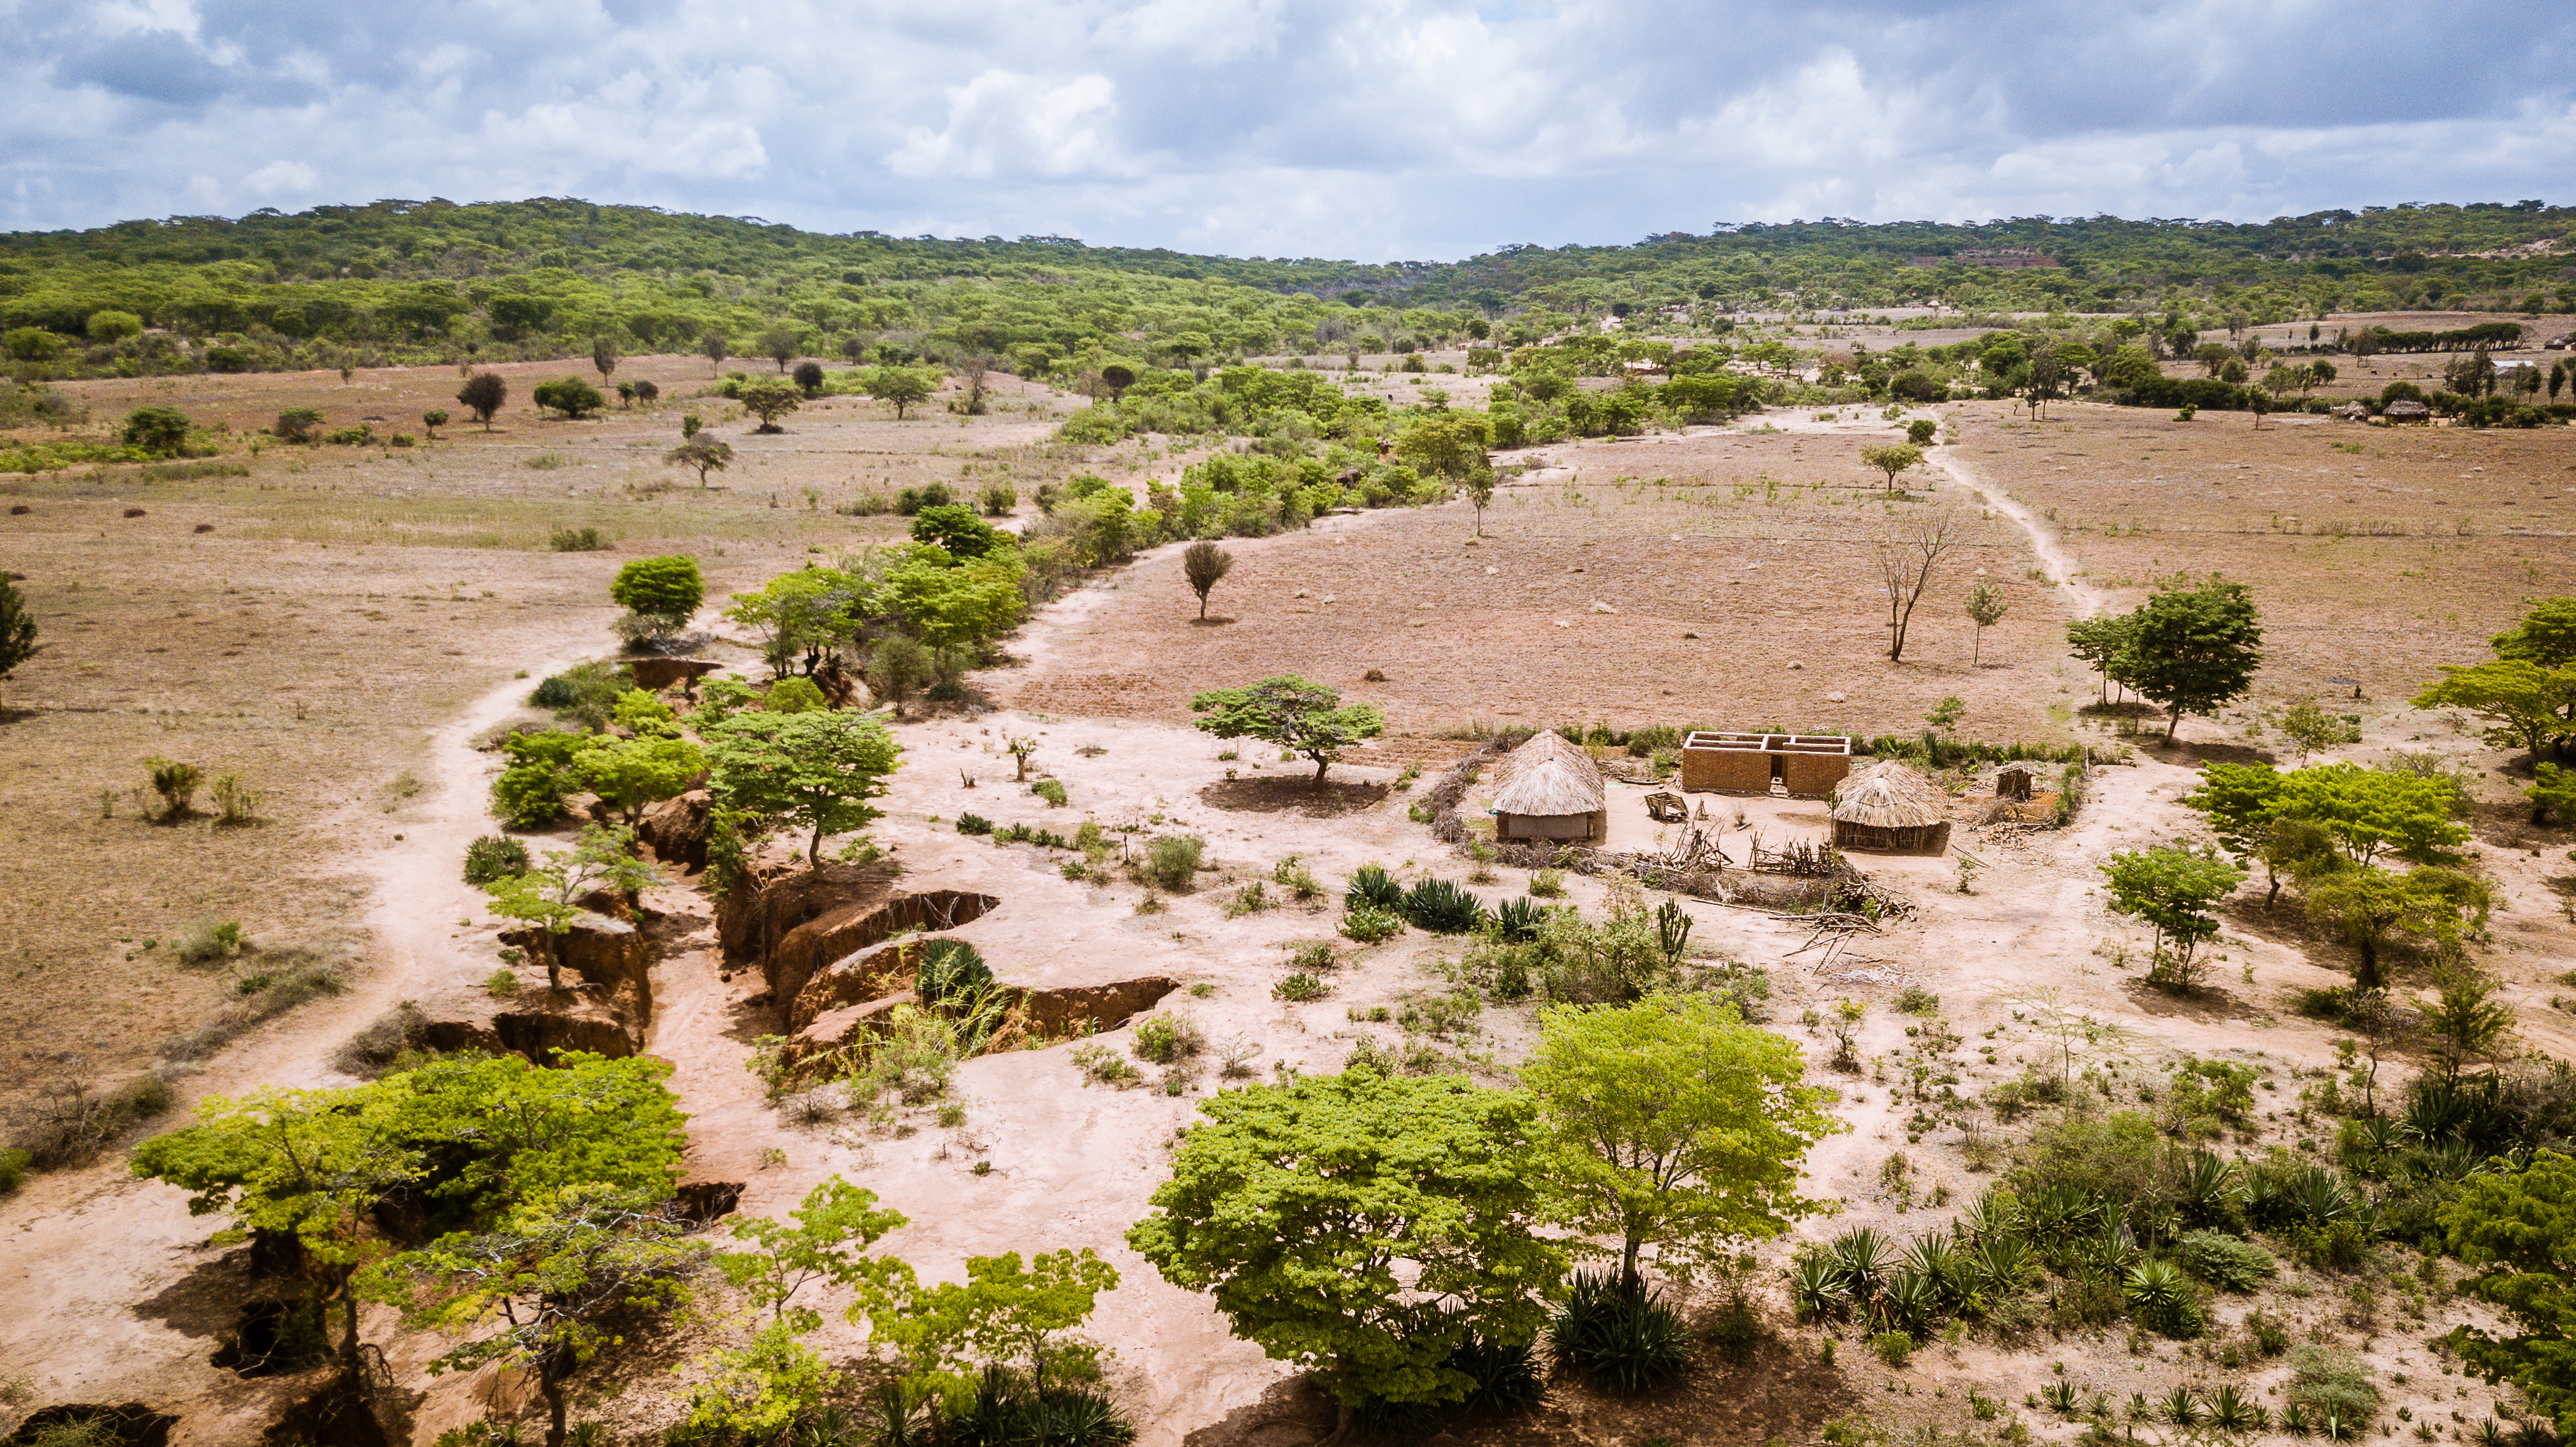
[
  {"xmin": 2383, "ymin": 399, "xmax": 2432, "ymax": 424},
  {"xmin": 1491, "ymin": 731, "xmax": 1608, "ymax": 843},
  {"xmin": 1830, "ymin": 760, "xmax": 1950, "ymax": 853}
]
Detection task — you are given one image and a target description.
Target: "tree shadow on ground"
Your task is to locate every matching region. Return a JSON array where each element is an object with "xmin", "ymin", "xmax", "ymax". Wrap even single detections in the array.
[{"xmin": 1198, "ymin": 777, "xmax": 1391, "ymax": 817}]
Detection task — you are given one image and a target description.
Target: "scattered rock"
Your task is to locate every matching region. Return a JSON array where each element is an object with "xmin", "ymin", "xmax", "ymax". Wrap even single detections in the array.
[
  {"xmin": 1787, "ymin": 661, "xmax": 1804, "ymax": 669},
  {"xmin": 1681, "ymin": 631, "xmax": 1700, "ymax": 639},
  {"xmin": 1827, "ymin": 691, "xmax": 1847, "ymax": 703},
  {"xmin": 1591, "ymin": 600, "xmax": 1618, "ymax": 614},
  {"xmin": 1483, "ymin": 565, "xmax": 1498, "ymax": 574},
  {"xmin": 1293, "ymin": 588, "xmax": 1307, "ymax": 598},
  {"xmin": 7, "ymin": 505, "xmax": 28, "ymax": 515}
]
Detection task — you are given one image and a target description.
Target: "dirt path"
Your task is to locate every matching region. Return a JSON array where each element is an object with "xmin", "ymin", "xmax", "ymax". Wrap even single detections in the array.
[
  {"xmin": 1930, "ymin": 448, "xmax": 2109, "ymax": 621},
  {"xmin": 0, "ymin": 621, "xmax": 606, "ymax": 1438}
]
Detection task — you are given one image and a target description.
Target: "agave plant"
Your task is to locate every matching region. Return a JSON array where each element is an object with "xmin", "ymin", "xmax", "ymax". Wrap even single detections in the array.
[
  {"xmin": 2127, "ymin": 1392, "xmax": 2154, "ymax": 1425},
  {"xmin": 1403, "ymin": 877, "xmax": 1487, "ymax": 934},
  {"xmin": 1971, "ymin": 1234, "xmax": 2033, "ymax": 1295},
  {"xmin": 2322, "ymin": 1411, "xmax": 2354, "ymax": 1442},
  {"xmin": 1955, "ymin": 1189, "xmax": 2021, "ymax": 1245},
  {"xmin": 2125, "ymin": 1258, "xmax": 2191, "ymax": 1314},
  {"xmin": 2162, "ymin": 1387, "xmax": 2203, "ymax": 1428},
  {"xmin": 2282, "ymin": 1403, "xmax": 2315, "ymax": 1438},
  {"xmin": 1789, "ymin": 1253, "xmax": 1851, "ymax": 1323},
  {"xmin": 2070, "ymin": 1221, "xmax": 2139, "ymax": 1278},
  {"xmin": 1904, "ymin": 1231, "xmax": 1963, "ymax": 1300},
  {"xmin": 2180, "ymin": 1148, "xmax": 2246, "ymax": 1223},
  {"xmin": 2209, "ymin": 1383, "xmax": 2268, "ymax": 1433},
  {"xmin": 2290, "ymin": 1165, "xmax": 2356, "ymax": 1226},
  {"xmin": 1345, "ymin": 863, "xmax": 1403, "ymax": 912},
  {"xmin": 2026, "ymin": 1181, "xmax": 2105, "ymax": 1239},
  {"xmin": 2042, "ymin": 1380, "xmax": 2082, "ymax": 1416},
  {"xmin": 1831, "ymin": 1225, "xmax": 1895, "ymax": 1305},
  {"xmin": 1876, "ymin": 1267, "xmax": 1941, "ymax": 1336},
  {"xmin": 1492, "ymin": 895, "xmax": 1541, "ymax": 943},
  {"xmin": 2475, "ymin": 1419, "xmax": 2508, "ymax": 1447}
]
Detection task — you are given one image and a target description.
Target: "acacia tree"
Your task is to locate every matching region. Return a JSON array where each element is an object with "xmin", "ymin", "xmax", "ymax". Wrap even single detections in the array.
[
  {"xmin": 1182, "ymin": 541, "xmax": 1234, "ymax": 621},
  {"xmin": 1190, "ymin": 675, "xmax": 1384, "ymax": 787},
  {"xmin": 737, "ymin": 377, "xmax": 801, "ymax": 433},
  {"xmin": 481, "ymin": 826, "xmax": 661, "ymax": 990},
  {"xmin": 2303, "ymin": 864, "xmax": 2490, "ymax": 991},
  {"xmin": 2100, "ymin": 846, "xmax": 2246, "ymax": 991},
  {"xmin": 1127, "ymin": 1069, "xmax": 1563, "ymax": 1434},
  {"xmin": 1873, "ymin": 508, "xmax": 1959, "ymax": 662},
  {"xmin": 760, "ymin": 326, "xmax": 802, "ymax": 372},
  {"xmin": 705, "ymin": 708, "xmax": 903, "ymax": 866},
  {"xmin": 865, "ymin": 367, "xmax": 935, "ymax": 419},
  {"xmin": 1859, "ymin": 443, "xmax": 1924, "ymax": 493},
  {"xmin": 0, "ymin": 576, "xmax": 38, "ymax": 709},
  {"xmin": 2414, "ymin": 660, "xmax": 2576, "ymax": 760},
  {"xmin": 702, "ymin": 330, "xmax": 730, "ymax": 375},
  {"xmin": 1519, "ymin": 993, "xmax": 1837, "ymax": 1289},
  {"xmin": 665, "ymin": 437, "xmax": 734, "ymax": 486},
  {"xmin": 2120, "ymin": 575, "xmax": 2264, "ymax": 741},
  {"xmin": 456, "ymin": 371, "xmax": 508, "ymax": 430}
]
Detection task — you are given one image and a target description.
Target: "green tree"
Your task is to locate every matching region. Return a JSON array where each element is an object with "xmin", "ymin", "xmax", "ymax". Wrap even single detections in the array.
[
  {"xmin": 609, "ymin": 555, "xmax": 706, "ymax": 639},
  {"xmin": 1905, "ymin": 417, "xmax": 1939, "ymax": 446},
  {"xmin": 130, "ymin": 1084, "xmax": 417, "ymax": 1368},
  {"xmin": 665, "ymin": 436, "xmax": 734, "ymax": 486},
  {"xmin": 2100, "ymin": 846, "xmax": 2246, "ymax": 991},
  {"xmin": 2184, "ymin": 762, "xmax": 2296, "ymax": 904},
  {"xmin": 390, "ymin": 1051, "xmax": 689, "ymax": 1218},
  {"xmin": 591, "ymin": 338, "xmax": 618, "ymax": 381},
  {"xmin": 723, "ymin": 568, "xmax": 859, "ymax": 679},
  {"xmin": 2420, "ymin": 969, "xmax": 2517, "ymax": 1081},
  {"xmin": 363, "ymin": 1187, "xmax": 704, "ymax": 1447},
  {"xmin": 2494, "ymin": 598, "xmax": 2576, "ymax": 670},
  {"xmin": 86, "ymin": 309, "xmax": 144, "ymax": 343},
  {"xmin": 479, "ymin": 826, "xmax": 661, "ymax": 990},
  {"xmin": 760, "ymin": 325, "xmax": 803, "ymax": 371},
  {"xmin": 2441, "ymin": 1150, "xmax": 2576, "ymax": 1424},
  {"xmin": 721, "ymin": 1177, "xmax": 909, "ymax": 1332},
  {"xmin": 702, "ymin": 329, "xmax": 730, "ymax": 374},
  {"xmin": 878, "ymin": 553, "xmax": 1025, "ymax": 653},
  {"xmin": 456, "ymin": 371, "xmax": 508, "ymax": 429},
  {"xmin": 576, "ymin": 735, "xmax": 706, "ymax": 828},
  {"xmin": 705, "ymin": 708, "xmax": 903, "ymax": 867},
  {"xmin": 910, "ymin": 504, "xmax": 1004, "ymax": 559},
  {"xmin": 2413, "ymin": 660, "xmax": 2576, "ymax": 759},
  {"xmin": 2272, "ymin": 762, "xmax": 2470, "ymax": 866},
  {"xmin": 1190, "ymin": 675, "xmax": 1385, "ymax": 787},
  {"xmin": 2119, "ymin": 576, "xmax": 2264, "ymax": 741},
  {"xmin": 0, "ymin": 575, "xmax": 38, "ymax": 710},
  {"xmin": 859, "ymin": 1248, "xmax": 1119, "ymax": 1400},
  {"xmin": 422, "ymin": 409, "xmax": 448, "ymax": 439},
  {"xmin": 1394, "ymin": 414, "xmax": 1490, "ymax": 495},
  {"xmin": 2302, "ymin": 865, "xmax": 2490, "ymax": 991},
  {"xmin": 1964, "ymin": 575, "xmax": 2008, "ymax": 664},
  {"xmin": 1860, "ymin": 443, "xmax": 1925, "ymax": 493},
  {"xmin": 534, "ymin": 377, "xmax": 606, "ymax": 419},
  {"xmin": 1182, "ymin": 540, "xmax": 1234, "ymax": 620},
  {"xmin": 1127, "ymin": 1069, "xmax": 1564, "ymax": 1428},
  {"xmin": 736, "ymin": 376, "xmax": 801, "ymax": 432},
  {"xmin": 866, "ymin": 366, "xmax": 936, "ymax": 419},
  {"xmin": 2066, "ymin": 613, "xmax": 2141, "ymax": 704},
  {"xmin": 2279, "ymin": 697, "xmax": 2357, "ymax": 758},
  {"xmin": 863, "ymin": 635, "xmax": 931, "ymax": 716},
  {"xmin": 2531, "ymin": 764, "xmax": 2576, "ymax": 826},
  {"xmin": 1520, "ymin": 993, "xmax": 1836, "ymax": 1288},
  {"xmin": 119, "ymin": 406, "xmax": 191, "ymax": 457}
]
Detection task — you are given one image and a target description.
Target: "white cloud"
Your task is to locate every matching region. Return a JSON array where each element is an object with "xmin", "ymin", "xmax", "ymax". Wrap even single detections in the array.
[
  {"xmin": 886, "ymin": 70, "xmax": 1120, "ymax": 179},
  {"xmin": 245, "ymin": 159, "xmax": 316, "ymax": 195},
  {"xmin": 1092, "ymin": 0, "xmax": 1284, "ymax": 63}
]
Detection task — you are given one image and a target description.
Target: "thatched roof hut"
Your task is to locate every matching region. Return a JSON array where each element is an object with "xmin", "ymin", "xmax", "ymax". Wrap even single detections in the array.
[
  {"xmin": 1491, "ymin": 731, "xmax": 1608, "ymax": 844},
  {"xmin": 2383, "ymin": 399, "xmax": 2432, "ymax": 423},
  {"xmin": 1829, "ymin": 760, "xmax": 1950, "ymax": 852}
]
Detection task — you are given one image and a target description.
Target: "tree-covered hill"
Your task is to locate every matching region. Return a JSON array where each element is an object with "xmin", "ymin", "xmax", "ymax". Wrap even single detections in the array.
[{"xmin": 2, "ymin": 197, "xmax": 2570, "ymax": 381}]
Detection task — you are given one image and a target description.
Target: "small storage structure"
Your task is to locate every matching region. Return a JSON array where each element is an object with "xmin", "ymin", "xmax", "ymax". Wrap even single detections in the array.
[
  {"xmin": 1829, "ymin": 760, "xmax": 1951, "ymax": 853},
  {"xmin": 1679, "ymin": 731, "xmax": 1853, "ymax": 797},
  {"xmin": 1490, "ymin": 731, "xmax": 1608, "ymax": 844},
  {"xmin": 1994, "ymin": 762, "xmax": 2042, "ymax": 801}
]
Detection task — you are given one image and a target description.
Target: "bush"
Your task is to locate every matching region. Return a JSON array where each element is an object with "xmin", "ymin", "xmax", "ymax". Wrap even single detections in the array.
[
  {"xmin": 1402, "ymin": 878, "xmax": 1487, "ymax": 934},
  {"xmin": 1071, "ymin": 1042, "xmax": 1144, "ymax": 1088},
  {"xmin": 916, "ymin": 939, "xmax": 993, "ymax": 1008},
  {"xmin": 1871, "ymin": 1330, "xmax": 1915, "ymax": 1368},
  {"xmin": 533, "ymin": 376, "xmax": 606, "ymax": 419},
  {"xmin": 1443, "ymin": 1332, "xmax": 1545, "ymax": 1413},
  {"xmin": 766, "ymin": 676, "xmax": 827, "ymax": 714},
  {"xmin": 549, "ymin": 526, "xmax": 605, "ymax": 552},
  {"xmin": 144, "ymin": 755, "xmax": 202, "ymax": 821},
  {"xmin": 0, "ymin": 1146, "xmax": 28, "ymax": 1195},
  {"xmin": 2177, "ymin": 1229, "xmax": 2276, "ymax": 1291},
  {"xmin": 484, "ymin": 968, "xmax": 520, "ymax": 998},
  {"xmin": 1130, "ymin": 1011, "xmax": 1205, "ymax": 1064},
  {"xmin": 1273, "ymin": 972, "xmax": 1329, "ymax": 1002},
  {"xmin": 1339, "ymin": 906, "xmax": 1404, "ymax": 944},
  {"xmin": 955, "ymin": 813, "xmax": 994, "ymax": 836},
  {"xmin": 174, "ymin": 918, "xmax": 249, "ymax": 968},
  {"xmin": 1031, "ymin": 778, "xmax": 1069, "ymax": 807},
  {"xmin": 1344, "ymin": 863, "xmax": 1404, "ymax": 912},
  {"xmin": 1142, "ymin": 834, "xmax": 1204, "ymax": 891},
  {"xmin": 2286, "ymin": 1345, "xmax": 2379, "ymax": 1435},
  {"xmin": 1550, "ymin": 1271, "xmax": 1692, "ymax": 1393},
  {"xmin": 1528, "ymin": 868, "xmax": 1568, "ymax": 898},
  {"xmin": 462, "ymin": 834, "xmax": 530, "ymax": 884}
]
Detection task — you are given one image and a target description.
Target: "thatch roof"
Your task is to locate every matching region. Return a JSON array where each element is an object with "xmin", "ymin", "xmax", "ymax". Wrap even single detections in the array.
[
  {"xmin": 1491, "ymin": 729, "xmax": 1594, "ymax": 787},
  {"xmin": 1493, "ymin": 756, "xmax": 1607, "ymax": 817},
  {"xmin": 1829, "ymin": 760, "xmax": 1946, "ymax": 828}
]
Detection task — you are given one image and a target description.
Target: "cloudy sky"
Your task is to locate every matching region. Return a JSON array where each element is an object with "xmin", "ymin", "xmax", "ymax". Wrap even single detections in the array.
[{"xmin": 6, "ymin": 0, "xmax": 2573, "ymax": 260}]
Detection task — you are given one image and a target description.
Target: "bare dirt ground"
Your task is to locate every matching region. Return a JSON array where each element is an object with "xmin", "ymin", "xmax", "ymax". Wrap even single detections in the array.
[{"xmin": 2, "ymin": 330, "xmax": 2574, "ymax": 1446}]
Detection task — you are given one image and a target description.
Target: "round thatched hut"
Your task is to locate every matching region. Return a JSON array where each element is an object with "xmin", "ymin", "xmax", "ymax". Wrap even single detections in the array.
[
  {"xmin": 1490, "ymin": 731, "xmax": 1608, "ymax": 844},
  {"xmin": 1829, "ymin": 760, "xmax": 1951, "ymax": 853}
]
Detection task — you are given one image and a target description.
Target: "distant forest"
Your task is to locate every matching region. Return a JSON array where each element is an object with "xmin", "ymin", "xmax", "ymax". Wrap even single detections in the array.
[{"xmin": 3, "ymin": 197, "xmax": 2572, "ymax": 380}]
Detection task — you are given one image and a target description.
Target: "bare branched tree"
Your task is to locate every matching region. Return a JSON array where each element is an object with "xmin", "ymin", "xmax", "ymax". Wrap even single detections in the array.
[{"xmin": 1874, "ymin": 508, "xmax": 1961, "ymax": 662}]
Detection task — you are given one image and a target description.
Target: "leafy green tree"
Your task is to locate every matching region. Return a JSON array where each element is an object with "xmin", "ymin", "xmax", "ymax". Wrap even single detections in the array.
[
  {"xmin": 119, "ymin": 406, "xmax": 191, "ymax": 456},
  {"xmin": 878, "ymin": 553, "xmax": 1025, "ymax": 652},
  {"xmin": 910, "ymin": 504, "xmax": 1004, "ymax": 559},
  {"xmin": 131, "ymin": 1084, "xmax": 417, "ymax": 1367},
  {"xmin": 1191, "ymin": 675, "xmax": 1384, "ymax": 787},
  {"xmin": 1964, "ymin": 575, "xmax": 2008, "ymax": 664},
  {"xmin": 0, "ymin": 575, "xmax": 38, "ymax": 709},
  {"xmin": 422, "ymin": 409, "xmax": 448, "ymax": 439},
  {"xmin": 792, "ymin": 360, "xmax": 825, "ymax": 397},
  {"xmin": 275, "ymin": 407, "xmax": 325, "ymax": 443},
  {"xmin": 1905, "ymin": 417, "xmax": 1939, "ymax": 445},
  {"xmin": 480, "ymin": 826, "xmax": 662, "ymax": 990},
  {"xmin": 721, "ymin": 1178, "xmax": 909, "ymax": 1331},
  {"xmin": 86, "ymin": 309, "xmax": 144, "ymax": 343},
  {"xmin": 577, "ymin": 735, "xmax": 705, "ymax": 828},
  {"xmin": 1394, "ymin": 414, "xmax": 1490, "ymax": 494},
  {"xmin": 1128, "ymin": 1069, "xmax": 1563, "ymax": 1428},
  {"xmin": 2420, "ymin": 970, "xmax": 2517, "ymax": 1080},
  {"xmin": 2271, "ymin": 762, "xmax": 2470, "ymax": 866},
  {"xmin": 736, "ymin": 376, "xmax": 801, "ymax": 432},
  {"xmin": 2100, "ymin": 846, "xmax": 2246, "ymax": 990},
  {"xmin": 609, "ymin": 555, "xmax": 705, "ymax": 639},
  {"xmin": 1182, "ymin": 541, "xmax": 1234, "ymax": 620},
  {"xmin": 2414, "ymin": 660, "xmax": 2576, "ymax": 759},
  {"xmin": 702, "ymin": 330, "xmax": 730, "ymax": 374},
  {"xmin": 363, "ymin": 1187, "xmax": 704, "ymax": 1447},
  {"xmin": 860, "ymin": 1248, "xmax": 1119, "ymax": 1400},
  {"xmin": 2494, "ymin": 598, "xmax": 2576, "ymax": 670},
  {"xmin": 1860, "ymin": 443, "xmax": 1924, "ymax": 493},
  {"xmin": 3, "ymin": 326, "xmax": 63, "ymax": 361},
  {"xmin": 2184, "ymin": 762, "xmax": 2291, "ymax": 903},
  {"xmin": 2066, "ymin": 613, "xmax": 2141, "ymax": 704},
  {"xmin": 863, "ymin": 635, "xmax": 931, "ymax": 717},
  {"xmin": 723, "ymin": 568, "xmax": 859, "ymax": 678},
  {"xmin": 760, "ymin": 325, "xmax": 803, "ymax": 372},
  {"xmin": 865, "ymin": 366, "xmax": 936, "ymax": 418},
  {"xmin": 1521, "ymin": 993, "xmax": 1835, "ymax": 1287},
  {"xmin": 2279, "ymin": 696, "xmax": 2357, "ymax": 758},
  {"xmin": 2441, "ymin": 1150, "xmax": 2576, "ymax": 1423},
  {"xmin": 533, "ymin": 377, "xmax": 606, "ymax": 419},
  {"xmin": 665, "ymin": 436, "xmax": 733, "ymax": 486},
  {"xmin": 2302, "ymin": 865, "xmax": 2490, "ymax": 991},
  {"xmin": 456, "ymin": 371, "xmax": 508, "ymax": 429},
  {"xmin": 2532, "ymin": 764, "xmax": 2576, "ymax": 826},
  {"xmin": 590, "ymin": 338, "xmax": 618, "ymax": 381},
  {"xmin": 705, "ymin": 709, "xmax": 902, "ymax": 867},
  {"xmin": 2119, "ymin": 576, "xmax": 2264, "ymax": 741},
  {"xmin": 391, "ymin": 1051, "xmax": 690, "ymax": 1217}
]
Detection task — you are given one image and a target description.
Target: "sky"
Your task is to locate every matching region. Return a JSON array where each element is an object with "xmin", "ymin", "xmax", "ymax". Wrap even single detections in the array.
[{"xmin": 5, "ymin": 0, "xmax": 2575, "ymax": 261}]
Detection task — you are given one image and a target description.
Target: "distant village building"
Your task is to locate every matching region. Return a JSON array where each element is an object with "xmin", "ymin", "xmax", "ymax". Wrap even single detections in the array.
[
  {"xmin": 2383, "ymin": 400, "xmax": 2434, "ymax": 423},
  {"xmin": 1678, "ymin": 731, "xmax": 1853, "ymax": 797},
  {"xmin": 1829, "ymin": 761, "xmax": 1951, "ymax": 853},
  {"xmin": 1489, "ymin": 731, "xmax": 1608, "ymax": 844}
]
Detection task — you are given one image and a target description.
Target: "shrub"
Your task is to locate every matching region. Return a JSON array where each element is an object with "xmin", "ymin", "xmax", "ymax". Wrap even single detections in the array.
[
  {"xmin": 1272, "ymin": 855, "xmax": 1324, "ymax": 901},
  {"xmin": 1550, "ymin": 1271, "xmax": 1692, "ymax": 1393},
  {"xmin": 1402, "ymin": 878, "xmax": 1487, "ymax": 934},
  {"xmin": 765, "ymin": 676, "xmax": 827, "ymax": 714},
  {"xmin": 209, "ymin": 772, "xmax": 261, "ymax": 826},
  {"xmin": 1343, "ymin": 863, "xmax": 1404, "ymax": 912},
  {"xmin": 1443, "ymin": 1332, "xmax": 1545, "ymax": 1413},
  {"xmin": 1273, "ymin": 972, "xmax": 1329, "ymax": 1002},
  {"xmin": 548, "ymin": 526, "xmax": 605, "ymax": 552},
  {"xmin": 2286, "ymin": 1345, "xmax": 2379, "ymax": 1434},
  {"xmin": 173, "ymin": 919, "xmax": 248, "ymax": 968},
  {"xmin": 2124, "ymin": 1258, "xmax": 2205, "ymax": 1338},
  {"xmin": 1142, "ymin": 834, "xmax": 1204, "ymax": 891},
  {"xmin": 916, "ymin": 939, "xmax": 993, "ymax": 1008},
  {"xmin": 1070, "ymin": 1042, "xmax": 1143, "ymax": 1088},
  {"xmin": 0, "ymin": 1147, "xmax": 28, "ymax": 1195},
  {"xmin": 144, "ymin": 755, "xmax": 202, "ymax": 821},
  {"xmin": 1894, "ymin": 986, "xmax": 1940, "ymax": 1015},
  {"xmin": 462, "ymin": 834, "xmax": 531, "ymax": 884},
  {"xmin": 1130, "ymin": 1012, "xmax": 1205, "ymax": 1064},
  {"xmin": 1872, "ymin": 1330, "xmax": 1915, "ymax": 1368},
  {"xmin": 1528, "ymin": 868, "xmax": 1568, "ymax": 898},
  {"xmin": 274, "ymin": 408, "xmax": 324, "ymax": 443},
  {"xmin": 955, "ymin": 813, "xmax": 994, "ymax": 836},
  {"xmin": 1224, "ymin": 882, "xmax": 1272, "ymax": 917},
  {"xmin": 484, "ymin": 968, "xmax": 520, "ymax": 998},
  {"xmin": 1339, "ymin": 906, "xmax": 1404, "ymax": 944},
  {"xmin": 2177, "ymin": 1229, "xmax": 2277, "ymax": 1291},
  {"xmin": 1031, "ymin": 778, "xmax": 1069, "ymax": 807}
]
